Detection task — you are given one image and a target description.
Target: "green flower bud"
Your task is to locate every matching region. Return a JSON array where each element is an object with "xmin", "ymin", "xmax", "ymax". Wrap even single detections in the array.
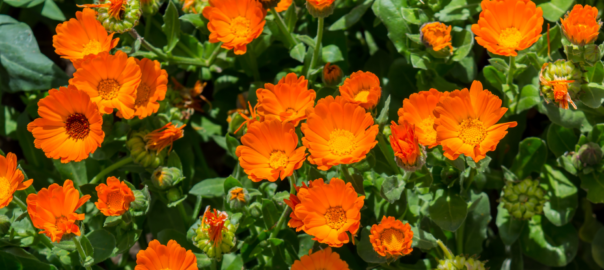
[
  {"xmin": 436, "ymin": 240, "xmax": 486, "ymax": 270},
  {"xmin": 539, "ymin": 59, "xmax": 582, "ymax": 109},
  {"xmin": 575, "ymin": 142, "xmax": 603, "ymax": 167},
  {"xmin": 131, "ymin": 189, "xmax": 150, "ymax": 211},
  {"xmin": 501, "ymin": 179, "xmax": 546, "ymax": 220},
  {"xmin": 249, "ymin": 202, "xmax": 262, "ymax": 218},
  {"xmin": 97, "ymin": 0, "xmax": 142, "ymax": 33},
  {"xmin": 141, "ymin": 0, "xmax": 161, "ymax": 16},
  {"xmin": 306, "ymin": 0, "xmax": 336, "ymax": 18},
  {"xmin": 193, "ymin": 209, "xmax": 237, "ymax": 261},
  {"xmin": 151, "ymin": 167, "xmax": 185, "ymax": 190},
  {"xmin": 127, "ymin": 130, "xmax": 166, "ymax": 169},
  {"xmin": 440, "ymin": 166, "xmax": 460, "ymax": 185},
  {"xmin": 227, "ymin": 187, "xmax": 249, "ymax": 211},
  {"xmin": 182, "ymin": 0, "xmax": 209, "ymax": 14}
]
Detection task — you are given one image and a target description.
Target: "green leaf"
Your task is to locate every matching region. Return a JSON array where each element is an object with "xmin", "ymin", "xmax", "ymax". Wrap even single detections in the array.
[
  {"xmin": 483, "ymin": 66, "xmax": 505, "ymax": 92},
  {"xmin": 225, "ymin": 133, "xmax": 240, "ymax": 158},
  {"xmin": 356, "ymin": 227, "xmax": 387, "ymax": 264},
  {"xmin": 17, "ymin": 112, "xmax": 46, "ymax": 169},
  {"xmin": 1, "ymin": 247, "xmax": 57, "ymax": 270},
  {"xmin": 167, "ymin": 151, "xmax": 183, "ymax": 171},
  {"xmin": 434, "ymin": 0, "xmax": 481, "ymax": 22},
  {"xmin": 53, "ymin": 160, "xmax": 88, "ymax": 186},
  {"xmin": 329, "ymin": 0, "xmax": 374, "ymax": 31},
  {"xmin": 520, "ymin": 215, "xmax": 578, "ymax": 267},
  {"xmin": 401, "ymin": 7, "xmax": 427, "ymax": 25},
  {"xmin": 408, "ymin": 165, "xmax": 433, "ymax": 188},
  {"xmin": 588, "ymin": 124, "xmax": 604, "ymax": 145},
  {"xmin": 0, "ymin": 251, "xmax": 23, "ymax": 270},
  {"xmin": 410, "ymin": 52, "xmax": 429, "ymax": 70},
  {"xmin": 162, "ymin": 1, "xmax": 181, "ymax": 53},
  {"xmin": 261, "ymin": 199, "xmax": 280, "ymax": 230},
  {"xmin": 376, "ymin": 95, "xmax": 391, "ymax": 126},
  {"xmin": 41, "ymin": 0, "xmax": 66, "ymax": 21},
  {"xmin": 157, "ymin": 229, "xmax": 200, "ymax": 252},
  {"xmin": 224, "ymin": 176, "xmax": 242, "ymax": 194},
  {"xmin": 579, "ymin": 171, "xmax": 604, "ymax": 204},
  {"xmin": 179, "ymin": 14, "xmax": 205, "ymax": 29},
  {"xmin": 380, "ymin": 175, "xmax": 405, "ymax": 204},
  {"xmin": 517, "ymin": 85, "xmax": 541, "ymax": 113},
  {"xmin": 593, "ymin": 228, "xmax": 604, "ymax": 268},
  {"xmin": 221, "ymin": 254, "xmax": 244, "ymax": 270},
  {"xmin": 86, "ymin": 229, "xmax": 116, "ymax": 264},
  {"xmin": 284, "ymin": 3, "xmax": 297, "ymax": 32},
  {"xmin": 510, "ymin": 138, "xmax": 547, "ymax": 179},
  {"xmin": 532, "ymin": 25, "xmax": 561, "ymax": 58},
  {"xmin": 542, "ymin": 164, "xmax": 577, "ymax": 227},
  {"xmin": 461, "ymin": 192, "xmax": 490, "ymax": 255},
  {"xmin": 537, "ymin": 102, "xmax": 590, "ymax": 131},
  {"xmin": 451, "ymin": 26, "xmax": 474, "ymax": 62},
  {"xmin": 586, "ymin": 61, "xmax": 604, "ymax": 84},
  {"xmin": 189, "ymin": 178, "xmax": 225, "ymax": 197},
  {"xmin": 580, "ymin": 83, "xmax": 604, "ymax": 108},
  {"xmin": 410, "ymin": 226, "xmax": 437, "ymax": 250},
  {"xmin": 103, "ymin": 216, "xmax": 122, "ymax": 228},
  {"xmin": 289, "ymin": 42, "xmax": 306, "ymax": 63},
  {"xmin": 496, "ymin": 204, "xmax": 525, "ymax": 246},
  {"xmin": 538, "ymin": 0, "xmax": 573, "ymax": 22},
  {"xmin": 372, "ymin": 0, "xmax": 409, "ymax": 54},
  {"xmin": 428, "ymin": 189, "xmax": 468, "ymax": 232},
  {"xmin": 2, "ymin": 0, "xmax": 43, "ymax": 8},
  {"xmin": 546, "ymin": 124, "xmax": 578, "ymax": 157},
  {"xmin": 321, "ymin": 44, "xmax": 344, "ymax": 63},
  {"xmin": 115, "ymin": 230, "xmax": 141, "ymax": 255}
]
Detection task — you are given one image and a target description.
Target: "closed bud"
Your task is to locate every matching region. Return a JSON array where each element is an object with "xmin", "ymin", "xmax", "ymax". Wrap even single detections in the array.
[
  {"xmin": 501, "ymin": 179, "xmax": 546, "ymax": 220},
  {"xmin": 166, "ymin": 187, "xmax": 183, "ymax": 203},
  {"xmin": 539, "ymin": 60, "xmax": 582, "ymax": 110},
  {"xmin": 257, "ymin": 0, "xmax": 280, "ymax": 9},
  {"xmin": 151, "ymin": 167, "xmax": 185, "ymax": 190},
  {"xmin": 96, "ymin": 0, "xmax": 142, "ymax": 33},
  {"xmin": 127, "ymin": 131, "xmax": 166, "ymax": 169},
  {"xmin": 436, "ymin": 240, "xmax": 486, "ymax": 270},
  {"xmin": 130, "ymin": 189, "xmax": 150, "ymax": 212},
  {"xmin": 306, "ymin": 0, "xmax": 336, "ymax": 18},
  {"xmin": 440, "ymin": 166, "xmax": 460, "ymax": 185},
  {"xmin": 420, "ymin": 22, "xmax": 453, "ymax": 58},
  {"xmin": 227, "ymin": 187, "xmax": 249, "ymax": 211},
  {"xmin": 193, "ymin": 208, "xmax": 237, "ymax": 261},
  {"xmin": 390, "ymin": 121, "xmax": 426, "ymax": 172},
  {"xmin": 249, "ymin": 202, "xmax": 262, "ymax": 218},
  {"xmin": 574, "ymin": 142, "xmax": 603, "ymax": 167},
  {"xmin": 141, "ymin": 0, "xmax": 161, "ymax": 16},
  {"xmin": 322, "ymin": 63, "xmax": 343, "ymax": 86}
]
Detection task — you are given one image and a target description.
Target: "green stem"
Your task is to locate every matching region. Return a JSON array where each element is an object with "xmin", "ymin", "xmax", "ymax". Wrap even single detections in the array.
[
  {"xmin": 377, "ymin": 132, "xmax": 402, "ymax": 175},
  {"xmin": 191, "ymin": 196, "xmax": 202, "ymax": 222},
  {"xmin": 269, "ymin": 201, "xmax": 292, "ymax": 240},
  {"xmin": 39, "ymin": 235, "xmax": 54, "ymax": 249},
  {"xmin": 456, "ymin": 221, "xmax": 465, "ymax": 255},
  {"xmin": 270, "ymin": 8, "xmax": 297, "ymax": 48},
  {"xmin": 289, "ymin": 172, "xmax": 297, "ymax": 194},
  {"xmin": 210, "ymin": 259, "xmax": 217, "ymax": 270},
  {"xmin": 73, "ymin": 237, "xmax": 93, "ymax": 270},
  {"xmin": 507, "ymin": 56, "xmax": 516, "ymax": 86},
  {"xmin": 11, "ymin": 196, "xmax": 27, "ymax": 211},
  {"xmin": 144, "ymin": 15, "xmax": 153, "ymax": 40},
  {"xmin": 437, "ymin": 239, "xmax": 453, "ymax": 260},
  {"xmin": 89, "ymin": 156, "xmax": 133, "ymax": 184},
  {"xmin": 177, "ymin": 202, "xmax": 191, "ymax": 227},
  {"xmin": 306, "ymin": 17, "xmax": 324, "ymax": 78}
]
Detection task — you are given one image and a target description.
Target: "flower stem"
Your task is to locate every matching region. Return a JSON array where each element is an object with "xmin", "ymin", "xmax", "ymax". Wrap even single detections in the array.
[
  {"xmin": 89, "ymin": 156, "xmax": 133, "ymax": 184},
  {"xmin": 144, "ymin": 15, "xmax": 153, "ymax": 40},
  {"xmin": 270, "ymin": 8, "xmax": 297, "ymax": 49},
  {"xmin": 191, "ymin": 195, "xmax": 202, "ymax": 222},
  {"xmin": 507, "ymin": 56, "xmax": 516, "ymax": 86},
  {"xmin": 39, "ymin": 235, "xmax": 54, "ymax": 249},
  {"xmin": 377, "ymin": 132, "xmax": 402, "ymax": 175},
  {"xmin": 437, "ymin": 239, "xmax": 454, "ymax": 260},
  {"xmin": 289, "ymin": 172, "xmax": 297, "ymax": 194},
  {"xmin": 73, "ymin": 237, "xmax": 93, "ymax": 270},
  {"xmin": 306, "ymin": 17, "xmax": 324, "ymax": 78},
  {"xmin": 177, "ymin": 202, "xmax": 191, "ymax": 227},
  {"xmin": 12, "ymin": 196, "xmax": 27, "ymax": 211},
  {"xmin": 455, "ymin": 221, "xmax": 465, "ymax": 255},
  {"xmin": 269, "ymin": 200, "xmax": 292, "ymax": 240}
]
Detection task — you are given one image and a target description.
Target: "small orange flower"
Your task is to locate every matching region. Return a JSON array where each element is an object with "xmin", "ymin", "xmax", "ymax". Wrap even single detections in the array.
[
  {"xmin": 274, "ymin": 0, "xmax": 292, "ymax": 12},
  {"xmin": 306, "ymin": 0, "xmax": 335, "ymax": 11},
  {"xmin": 201, "ymin": 208, "xmax": 229, "ymax": 246},
  {"xmin": 301, "ymin": 96, "xmax": 379, "ymax": 170},
  {"xmin": 95, "ymin": 177, "xmax": 135, "ymax": 216},
  {"xmin": 369, "ymin": 216, "xmax": 414, "ymax": 258},
  {"xmin": 339, "ymin": 71, "xmax": 382, "ymax": 110},
  {"xmin": 27, "ymin": 180, "xmax": 91, "ymax": 243},
  {"xmin": 561, "ymin": 5, "xmax": 602, "ymax": 46},
  {"xmin": 397, "ymin": 88, "xmax": 446, "ymax": 148},
  {"xmin": 69, "ymin": 51, "xmax": 141, "ymax": 119},
  {"xmin": 229, "ymin": 187, "xmax": 246, "ymax": 202},
  {"xmin": 202, "ymin": 0, "xmax": 266, "ymax": 55},
  {"xmin": 235, "ymin": 118, "xmax": 307, "ymax": 182},
  {"xmin": 539, "ymin": 63, "xmax": 577, "ymax": 110},
  {"xmin": 145, "ymin": 123, "xmax": 186, "ymax": 154},
  {"xmin": 0, "ymin": 153, "xmax": 33, "ymax": 209},
  {"xmin": 27, "ymin": 85, "xmax": 104, "ymax": 163},
  {"xmin": 291, "ymin": 178, "xmax": 364, "ymax": 247},
  {"xmin": 420, "ymin": 22, "xmax": 453, "ymax": 53},
  {"xmin": 284, "ymin": 181, "xmax": 314, "ymax": 231},
  {"xmin": 135, "ymin": 240, "xmax": 198, "ymax": 270},
  {"xmin": 471, "ymin": 0, "xmax": 543, "ymax": 56},
  {"xmin": 256, "ymin": 73, "xmax": 316, "ymax": 126},
  {"xmin": 291, "ymin": 247, "xmax": 350, "ymax": 270},
  {"xmin": 390, "ymin": 121, "xmax": 422, "ymax": 169},
  {"xmin": 117, "ymin": 58, "xmax": 168, "ymax": 119},
  {"xmin": 53, "ymin": 8, "xmax": 119, "ymax": 61},
  {"xmin": 434, "ymin": 81, "xmax": 518, "ymax": 162},
  {"xmin": 323, "ymin": 62, "xmax": 343, "ymax": 86}
]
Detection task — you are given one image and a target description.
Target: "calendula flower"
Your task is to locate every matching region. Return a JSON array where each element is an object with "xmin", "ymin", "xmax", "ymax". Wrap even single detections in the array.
[
  {"xmin": 202, "ymin": 0, "xmax": 266, "ymax": 55},
  {"xmin": 390, "ymin": 121, "xmax": 425, "ymax": 172},
  {"xmin": 471, "ymin": 0, "xmax": 543, "ymax": 56},
  {"xmin": 291, "ymin": 247, "xmax": 350, "ymax": 270},
  {"xmin": 193, "ymin": 208, "xmax": 237, "ymax": 260},
  {"xmin": 27, "ymin": 180, "xmax": 91, "ymax": 243},
  {"xmin": 369, "ymin": 216, "xmax": 414, "ymax": 259},
  {"xmin": 229, "ymin": 187, "xmax": 247, "ymax": 203},
  {"xmin": 117, "ymin": 58, "xmax": 167, "ymax": 119},
  {"xmin": 144, "ymin": 123, "xmax": 186, "ymax": 154},
  {"xmin": 95, "ymin": 177, "xmax": 135, "ymax": 216},
  {"xmin": 135, "ymin": 240, "xmax": 198, "ymax": 270},
  {"xmin": 256, "ymin": 73, "xmax": 316, "ymax": 126},
  {"xmin": 301, "ymin": 96, "xmax": 379, "ymax": 170},
  {"xmin": 339, "ymin": 71, "xmax": 382, "ymax": 110},
  {"xmin": 69, "ymin": 51, "xmax": 141, "ymax": 119},
  {"xmin": 27, "ymin": 85, "xmax": 104, "ymax": 163},
  {"xmin": 291, "ymin": 178, "xmax": 364, "ymax": 247},
  {"xmin": 274, "ymin": 0, "xmax": 292, "ymax": 12},
  {"xmin": 306, "ymin": 0, "xmax": 335, "ymax": 18},
  {"xmin": 80, "ymin": 0, "xmax": 142, "ymax": 33},
  {"xmin": 539, "ymin": 60, "xmax": 582, "ymax": 110},
  {"xmin": 284, "ymin": 181, "xmax": 313, "ymax": 231},
  {"xmin": 228, "ymin": 187, "xmax": 249, "ymax": 210},
  {"xmin": 323, "ymin": 62, "xmax": 343, "ymax": 86},
  {"xmin": 397, "ymin": 88, "xmax": 446, "ymax": 148},
  {"xmin": 561, "ymin": 5, "xmax": 602, "ymax": 46},
  {"xmin": 434, "ymin": 81, "xmax": 518, "ymax": 162},
  {"xmin": 420, "ymin": 22, "xmax": 453, "ymax": 53},
  {"xmin": 0, "ymin": 153, "xmax": 33, "ymax": 209},
  {"xmin": 53, "ymin": 8, "xmax": 119, "ymax": 61},
  {"xmin": 235, "ymin": 118, "xmax": 306, "ymax": 182}
]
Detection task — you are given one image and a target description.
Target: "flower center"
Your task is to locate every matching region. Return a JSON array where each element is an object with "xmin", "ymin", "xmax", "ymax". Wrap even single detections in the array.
[
  {"xmin": 135, "ymin": 83, "xmax": 154, "ymax": 107},
  {"xmin": 98, "ymin": 79, "xmax": 121, "ymax": 100},
  {"xmin": 107, "ymin": 191, "xmax": 124, "ymax": 210},
  {"xmin": 328, "ymin": 129, "xmax": 357, "ymax": 156},
  {"xmin": 418, "ymin": 116, "xmax": 436, "ymax": 142},
  {"xmin": 499, "ymin": 27, "xmax": 522, "ymax": 49},
  {"xmin": 354, "ymin": 90, "xmax": 370, "ymax": 103},
  {"xmin": 0, "ymin": 177, "xmax": 9, "ymax": 199},
  {"xmin": 285, "ymin": 107, "xmax": 297, "ymax": 114},
  {"xmin": 65, "ymin": 113, "xmax": 90, "ymax": 140},
  {"xmin": 82, "ymin": 40, "xmax": 103, "ymax": 56},
  {"xmin": 458, "ymin": 118, "xmax": 487, "ymax": 146},
  {"xmin": 380, "ymin": 228, "xmax": 405, "ymax": 251},
  {"xmin": 268, "ymin": 150, "xmax": 288, "ymax": 169},
  {"xmin": 553, "ymin": 83, "xmax": 569, "ymax": 102},
  {"xmin": 324, "ymin": 206, "xmax": 346, "ymax": 230},
  {"xmin": 55, "ymin": 215, "xmax": 70, "ymax": 229},
  {"xmin": 230, "ymin": 16, "xmax": 250, "ymax": 38},
  {"xmin": 230, "ymin": 188, "xmax": 246, "ymax": 202}
]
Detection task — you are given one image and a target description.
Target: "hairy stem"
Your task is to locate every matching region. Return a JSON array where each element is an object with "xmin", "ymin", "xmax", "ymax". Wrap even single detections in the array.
[
  {"xmin": 306, "ymin": 17, "xmax": 324, "ymax": 78},
  {"xmin": 271, "ymin": 8, "xmax": 297, "ymax": 48},
  {"xmin": 89, "ymin": 157, "xmax": 133, "ymax": 184},
  {"xmin": 73, "ymin": 237, "xmax": 93, "ymax": 270}
]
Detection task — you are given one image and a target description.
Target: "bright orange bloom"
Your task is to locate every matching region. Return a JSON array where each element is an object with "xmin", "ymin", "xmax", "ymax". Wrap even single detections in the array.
[
  {"xmin": 434, "ymin": 81, "xmax": 518, "ymax": 162},
  {"xmin": 291, "ymin": 247, "xmax": 350, "ymax": 270},
  {"xmin": 235, "ymin": 118, "xmax": 306, "ymax": 182},
  {"xmin": 307, "ymin": 0, "xmax": 335, "ymax": 11},
  {"xmin": 201, "ymin": 208, "xmax": 229, "ymax": 246},
  {"xmin": 256, "ymin": 73, "xmax": 316, "ymax": 126},
  {"xmin": 80, "ymin": 0, "xmax": 126, "ymax": 20},
  {"xmin": 339, "ymin": 71, "xmax": 382, "ymax": 110},
  {"xmin": 284, "ymin": 181, "xmax": 314, "ymax": 231},
  {"xmin": 0, "ymin": 153, "xmax": 33, "ymax": 209},
  {"xmin": 369, "ymin": 216, "xmax": 414, "ymax": 258},
  {"xmin": 421, "ymin": 22, "xmax": 453, "ymax": 53},
  {"xmin": 397, "ymin": 88, "xmax": 445, "ymax": 148},
  {"xmin": 95, "ymin": 176, "xmax": 135, "ymax": 216},
  {"xmin": 291, "ymin": 178, "xmax": 364, "ymax": 247},
  {"xmin": 471, "ymin": 0, "xmax": 543, "ymax": 56},
  {"xmin": 561, "ymin": 5, "xmax": 602, "ymax": 46},
  {"xmin": 144, "ymin": 123, "xmax": 186, "ymax": 154},
  {"xmin": 135, "ymin": 240, "xmax": 198, "ymax": 270},
  {"xmin": 27, "ymin": 180, "xmax": 91, "ymax": 243},
  {"xmin": 202, "ymin": 0, "xmax": 266, "ymax": 55},
  {"xmin": 69, "ymin": 51, "xmax": 141, "ymax": 119},
  {"xmin": 390, "ymin": 121, "xmax": 422, "ymax": 168},
  {"xmin": 118, "ymin": 58, "xmax": 168, "ymax": 119},
  {"xmin": 301, "ymin": 96, "xmax": 379, "ymax": 170},
  {"xmin": 539, "ymin": 63, "xmax": 577, "ymax": 110},
  {"xmin": 274, "ymin": 0, "xmax": 292, "ymax": 12},
  {"xmin": 27, "ymin": 85, "xmax": 104, "ymax": 163},
  {"xmin": 229, "ymin": 187, "xmax": 246, "ymax": 202},
  {"xmin": 53, "ymin": 8, "xmax": 119, "ymax": 61},
  {"xmin": 323, "ymin": 62, "xmax": 343, "ymax": 86}
]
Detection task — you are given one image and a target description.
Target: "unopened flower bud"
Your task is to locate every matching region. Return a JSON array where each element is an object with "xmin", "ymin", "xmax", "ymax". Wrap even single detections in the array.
[
  {"xmin": 501, "ymin": 179, "xmax": 546, "ymax": 220},
  {"xmin": 436, "ymin": 239, "xmax": 486, "ymax": 270},
  {"xmin": 127, "ymin": 130, "xmax": 166, "ymax": 169},
  {"xmin": 141, "ymin": 0, "xmax": 161, "ymax": 16},
  {"xmin": 151, "ymin": 167, "xmax": 185, "ymax": 190},
  {"xmin": 227, "ymin": 187, "xmax": 249, "ymax": 210},
  {"xmin": 306, "ymin": 0, "xmax": 335, "ymax": 18},
  {"xmin": 440, "ymin": 166, "xmax": 460, "ymax": 185},
  {"xmin": 257, "ymin": 0, "xmax": 280, "ymax": 9},
  {"xmin": 420, "ymin": 22, "xmax": 453, "ymax": 58},
  {"xmin": 322, "ymin": 63, "xmax": 343, "ymax": 86},
  {"xmin": 574, "ymin": 142, "xmax": 603, "ymax": 167},
  {"xmin": 390, "ymin": 121, "xmax": 426, "ymax": 172},
  {"xmin": 539, "ymin": 60, "xmax": 582, "ymax": 110},
  {"xmin": 193, "ymin": 208, "xmax": 237, "ymax": 261},
  {"xmin": 96, "ymin": 0, "xmax": 142, "ymax": 33},
  {"xmin": 561, "ymin": 4, "xmax": 601, "ymax": 46},
  {"xmin": 130, "ymin": 188, "xmax": 150, "ymax": 213},
  {"xmin": 249, "ymin": 202, "xmax": 262, "ymax": 218},
  {"xmin": 166, "ymin": 187, "xmax": 183, "ymax": 202}
]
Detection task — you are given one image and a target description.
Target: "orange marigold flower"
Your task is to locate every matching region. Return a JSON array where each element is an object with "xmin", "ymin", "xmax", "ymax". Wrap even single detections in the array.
[
  {"xmin": 291, "ymin": 247, "xmax": 350, "ymax": 270},
  {"xmin": 95, "ymin": 176, "xmax": 135, "ymax": 216},
  {"xmin": 235, "ymin": 118, "xmax": 307, "ymax": 182},
  {"xmin": 69, "ymin": 51, "xmax": 141, "ymax": 119},
  {"xmin": 135, "ymin": 240, "xmax": 198, "ymax": 270},
  {"xmin": 397, "ymin": 88, "xmax": 445, "ymax": 148},
  {"xmin": 53, "ymin": 8, "xmax": 119, "ymax": 61},
  {"xmin": 256, "ymin": 73, "xmax": 316, "ymax": 126},
  {"xmin": 118, "ymin": 58, "xmax": 168, "ymax": 119},
  {"xmin": 202, "ymin": 208, "xmax": 229, "ymax": 245},
  {"xmin": 306, "ymin": 0, "xmax": 335, "ymax": 17},
  {"xmin": 274, "ymin": 0, "xmax": 292, "ymax": 12},
  {"xmin": 434, "ymin": 81, "xmax": 518, "ymax": 162},
  {"xmin": 369, "ymin": 216, "xmax": 414, "ymax": 258},
  {"xmin": 471, "ymin": 0, "xmax": 543, "ymax": 56},
  {"xmin": 284, "ymin": 181, "xmax": 314, "ymax": 231},
  {"xmin": 301, "ymin": 96, "xmax": 379, "ymax": 170},
  {"xmin": 202, "ymin": 0, "xmax": 266, "ymax": 55},
  {"xmin": 292, "ymin": 178, "xmax": 364, "ymax": 247},
  {"xmin": 145, "ymin": 123, "xmax": 186, "ymax": 154},
  {"xmin": 561, "ymin": 4, "xmax": 602, "ymax": 46},
  {"xmin": 390, "ymin": 121, "xmax": 424, "ymax": 171},
  {"xmin": 339, "ymin": 71, "xmax": 382, "ymax": 110},
  {"xmin": 229, "ymin": 187, "xmax": 246, "ymax": 202},
  {"xmin": 27, "ymin": 180, "xmax": 91, "ymax": 243},
  {"xmin": 0, "ymin": 153, "xmax": 33, "ymax": 209},
  {"xmin": 27, "ymin": 85, "xmax": 104, "ymax": 163},
  {"xmin": 323, "ymin": 62, "xmax": 343, "ymax": 86},
  {"xmin": 420, "ymin": 22, "xmax": 453, "ymax": 53}
]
